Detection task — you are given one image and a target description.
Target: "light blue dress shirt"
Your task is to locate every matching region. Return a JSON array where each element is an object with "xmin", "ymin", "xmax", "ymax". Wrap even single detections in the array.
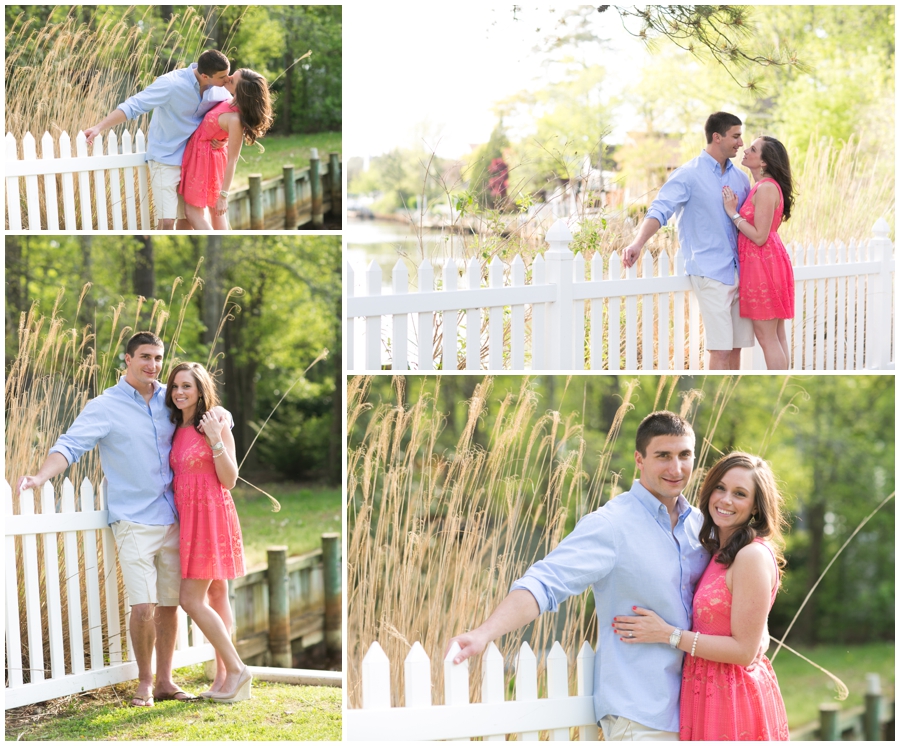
[
  {"xmin": 50, "ymin": 377, "xmax": 177, "ymax": 526},
  {"xmin": 511, "ymin": 481, "xmax": 710, "ymax": 733},
  {"xmin": 646, "ymin": 150, "xmax": 751, "ymax": 285},
  {"xmin": 117, "ymin": 63, "xmax": 232, "ymax": 166}
]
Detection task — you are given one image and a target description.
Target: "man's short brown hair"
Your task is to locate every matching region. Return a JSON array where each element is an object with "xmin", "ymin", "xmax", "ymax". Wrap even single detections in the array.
[
  {"xmin": 197, "ymin": 50, "xmax": 229, "ymax": 76},
  {"xmin": 635, "ymin": 411, "xmax": 694, "ymax": 456}
]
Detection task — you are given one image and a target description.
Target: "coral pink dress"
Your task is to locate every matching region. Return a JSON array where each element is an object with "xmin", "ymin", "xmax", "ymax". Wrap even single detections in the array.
[
  {"xmin": 738, "ymin": 178, "xmax": 794, "ymax": 320},
  {"xmin": 178, "ymin": 99, "xmax": 238, "ymax": 208},
  {"xmin": 170, "ymin": 425, "xmax": 245, "ymax": 579},
  {"xmin": 680, "ymin": 539, "xmax": 789, "ymax": 741}
]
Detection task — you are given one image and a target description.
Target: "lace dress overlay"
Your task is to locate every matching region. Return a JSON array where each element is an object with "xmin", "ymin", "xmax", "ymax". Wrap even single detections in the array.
[
  {"xmin": 738, "ymin": 178, "xmax": 795, "ymax": 320},
  {"xmin": 170, "ymin": 425, "xmax": 245, "ymax": 579},
  {"xmin": 679, "ymin": 539, "xmax": 789, "ymax": 740},
  {"xmin": 178, "ymin": 99, "xmax": 237, "ymax": 209}
]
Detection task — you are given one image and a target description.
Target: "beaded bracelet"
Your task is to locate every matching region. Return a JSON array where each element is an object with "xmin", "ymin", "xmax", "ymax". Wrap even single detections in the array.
[
  {"xmin": 213, "ymin": 449, "xmax": 226, "ymax": 459},
  {"xmin": 691, "ymin": 631, "xmax": 700, "ymax": 657}
]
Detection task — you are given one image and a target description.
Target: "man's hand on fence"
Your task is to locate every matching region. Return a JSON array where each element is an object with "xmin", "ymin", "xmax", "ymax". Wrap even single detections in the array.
[
  {"xmin": 622, "ymin": 242, "xmax": 642, "ymax": 269},
  {"xmin": 16, "ymin": 475, "xmax": 43, "ymax": 494},
  {"xmin": 84, "ymin": 126, "xmax": 103, "ymax": 147},
  {"xmin": 446, "ymin": 630, "xmax": 490, "ymax": 665}
]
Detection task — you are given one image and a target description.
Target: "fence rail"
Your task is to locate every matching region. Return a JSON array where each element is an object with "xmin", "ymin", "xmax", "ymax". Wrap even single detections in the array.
[
  {"xmin": 4, "ymin": 478, "xmax": 212, "ymax": 710},
  {"xmin": 347, "ymin": 218, "xmax": 894, "ymax": 371},
  {"xmin": 344, "ymin": 639, "xmax": 598, "ymax": 741},
  {"xmin": 5, "ymin": 130, "xmax": 341, "ymax": 231}
]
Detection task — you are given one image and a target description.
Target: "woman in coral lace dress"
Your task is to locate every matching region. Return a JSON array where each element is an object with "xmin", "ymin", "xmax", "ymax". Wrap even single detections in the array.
[
  {"xmin": 165, "ymin": 362, "xmax": 251, "ymax": 703},
  {"xmin": 613, "ymin": 452, "xmax": 789, "ymax": 740},
  {"xmin": 722, "ymin": 136, "xmax": 796, "ymax": 370},
  {"xmin": 179, "ymin": 68, "xmax": 274, "ymax": 230}
]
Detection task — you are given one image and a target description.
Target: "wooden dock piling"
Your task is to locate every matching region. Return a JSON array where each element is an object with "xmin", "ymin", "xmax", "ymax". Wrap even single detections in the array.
[{"xmin": 266, "ymin": 545, "xmax": 292, "ymax": 667}]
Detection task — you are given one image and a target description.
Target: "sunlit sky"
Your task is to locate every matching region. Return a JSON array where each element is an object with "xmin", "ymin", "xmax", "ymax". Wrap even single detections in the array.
[{"xmin": 344, "ymin": 3, "xmax": 653, "ymax": 159}]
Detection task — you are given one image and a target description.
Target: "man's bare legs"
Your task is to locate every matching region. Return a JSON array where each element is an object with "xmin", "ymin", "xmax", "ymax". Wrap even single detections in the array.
[
  {"xmin": 130, "ymin": 603, "xmax": 179, "ymax": 702},
  {"xmin": 707, "ymin": 348, "xmax": 742, "ymax": 370},
  {"xmin": 205, "ymin": 580, "xmax": 235, "ymax": 692}
]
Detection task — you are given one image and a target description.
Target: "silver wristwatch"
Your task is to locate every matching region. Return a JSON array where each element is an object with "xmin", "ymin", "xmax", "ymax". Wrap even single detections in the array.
[
  {"xmin": 731, "ymin": 212, "xmax": 741, "ymax": 221},
  {"xmin": 669, "ymin": 628, "xmax": 683, "ymax": 649},
  {"xmin": 211, "ymin": 441, "xmax": 225, "ymax": 452}
]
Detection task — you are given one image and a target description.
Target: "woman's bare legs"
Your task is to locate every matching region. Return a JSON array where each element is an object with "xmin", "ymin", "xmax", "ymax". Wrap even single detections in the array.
[
  {"xmin": 184, "ymin": 203, "xmax": 213, "ymax": 230},
  {"xmin": 776, "ymin": 319, "xmax": 790, "ymax": 368},
  {"xmin": 753, "ymin": 319, "xmax": 789, "ymax": 370},
  {"xmin": 180, "ymin": 579, "xmax": 245, "ymax": 694},
  {"xmin": 204, "ymin": 580, "xmax": 234, "ymax": 692},
  {"xmin": 210, "ymin": 211, "xmax": 229, "ymax": 231}
]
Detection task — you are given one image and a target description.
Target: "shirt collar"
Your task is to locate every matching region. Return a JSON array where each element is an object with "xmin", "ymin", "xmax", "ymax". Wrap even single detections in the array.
[
  {"xmin": 116, "ymin": 375, "xmax": 164, "ymax": 401},
  {"xmin": 630, "ymin": 480, "xmax": 691, "ymax": 521},
  {"xmin": 699, "ymin": 149, "xmax": 733, "ymax": 174}
]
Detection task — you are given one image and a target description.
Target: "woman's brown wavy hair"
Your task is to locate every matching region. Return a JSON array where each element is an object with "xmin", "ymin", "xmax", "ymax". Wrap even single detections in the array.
[
  {"xmin": 164, "ymin": 362, "xmax": 219, "ymax": 430},
  {"xmin": 697, "ymin": 451, "xmax": 787, "ymax": 575},
  {"xmin": 233, "ymin": 68, "xmax": 274, "ymax": 146}
]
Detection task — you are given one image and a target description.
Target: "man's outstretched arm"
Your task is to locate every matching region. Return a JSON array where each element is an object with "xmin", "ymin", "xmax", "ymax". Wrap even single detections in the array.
[
  {"xmin": 446, "ymin": 589, "xmax": 540, "ymax": 665},
  {"xmin": 17, "ymin": 452, "xmax": 70, "ymax": 494},
  {"xmin": 84, "ymin": 109, "xmax": 128, "ymax": 146}
]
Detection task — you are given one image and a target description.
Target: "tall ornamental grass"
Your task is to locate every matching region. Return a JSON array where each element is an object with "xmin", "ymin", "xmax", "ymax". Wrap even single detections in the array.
[{"xmin": 347, "ymin": 375, "xmax": 755, "ymax": 712}]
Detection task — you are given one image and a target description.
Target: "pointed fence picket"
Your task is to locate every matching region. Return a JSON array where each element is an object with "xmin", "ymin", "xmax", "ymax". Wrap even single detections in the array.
[
  {"xmin": 345, "ymin": 639, "xmax": 598, "ymax": 741},
  {"xmin": 4, "ymin": 478, "xmax": 214, "ymax": 710},
  {"xmin": 5, "ymin": 130, "xmax": 151, "ymax": 231},
  {"xmin": 347, "ymin": 218, "xmax": 894, "ymax": 372}
]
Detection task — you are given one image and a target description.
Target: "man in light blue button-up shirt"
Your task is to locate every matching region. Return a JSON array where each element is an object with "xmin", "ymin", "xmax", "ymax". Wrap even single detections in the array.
[
  {"xmin": 84, "ymin": 50, "xmax": 233, "ymax": 230},
  {"xmin": 17, "ymin": 332, "xmax": 228, "ymax": 705},
  {"xmin": 623, "ymin": 112, "xmax": 754, "ymax": 371},
  {"xmin": 449, "ymin": 412, "xmax": 710, "ymax": 740}
]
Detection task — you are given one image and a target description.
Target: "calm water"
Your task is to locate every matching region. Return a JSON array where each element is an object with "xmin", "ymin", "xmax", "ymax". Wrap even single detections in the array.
[{"xmin": 345, "ymin": 219, "xmax": 470, "ymax": 292}]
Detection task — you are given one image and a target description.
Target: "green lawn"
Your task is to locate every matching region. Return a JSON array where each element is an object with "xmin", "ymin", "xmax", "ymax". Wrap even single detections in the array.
[
  {"xmin": 232, "ymin": 481, "xmax": 341, "ymax": 568},
  {"xmin": 772, "ymin": 641, "xmax": 894, "ymax": 729},
  {"xmin": 232, "ymin": 132, "xmax": 341, "ymax": 190},
  {"xmin": 4, "ymin": 665, "xmax": 340, "ymax": 741}
]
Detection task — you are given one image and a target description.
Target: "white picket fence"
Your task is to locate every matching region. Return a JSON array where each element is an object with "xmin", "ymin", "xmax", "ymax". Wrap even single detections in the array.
[
  {"xmin": 5, "ymin": 130, "xmax": 152, "ymax": 230},
  {"xmin": 344, "ymin": 640, "xmax": 598, "ymax": 741},
  {"xmin": 346, "ymin": 218, "xmax": 895, "ymax": 371},
  {"xmin": 4, "ymin": 478, "xmax": 214, "ymax": 710}
]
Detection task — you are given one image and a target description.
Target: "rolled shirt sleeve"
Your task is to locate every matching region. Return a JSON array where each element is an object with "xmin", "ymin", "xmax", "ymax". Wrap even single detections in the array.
[
  {"xmin": 511, "ymin": 511, "xmax": 617, "ymax": 613},
  {"xmin": 117, "ymin": 75, "xmax": 174, "ymax": 121},
  {"xmin": 49, "ymin": 397, "xmax": 112, "ymax": 466}
]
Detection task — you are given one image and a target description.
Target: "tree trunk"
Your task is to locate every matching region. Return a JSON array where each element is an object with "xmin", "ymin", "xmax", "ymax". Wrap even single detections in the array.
[
  {"xmin": 202, "ymin": 234, "xmax": 224, "ymax": 351},
  {"xmin": 133, "ymin": 235, "xmax": 155, "ymax": 299}
]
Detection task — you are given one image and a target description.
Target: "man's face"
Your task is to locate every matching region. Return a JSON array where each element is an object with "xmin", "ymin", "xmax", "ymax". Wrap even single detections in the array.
[
  {"xmin": 124, "ymin": 344, "xmax": 164, "ymax": 388},
  {"xmin": 635, "ymin": 434, "xmax": 695, "ymax": 502},
  {"xmin": 715, "ymin": 125, "xmax": 744, "ymax": 160},
  {"xmin": 202, "ymin": 67, "xmax": 231, "ymax": 87}
]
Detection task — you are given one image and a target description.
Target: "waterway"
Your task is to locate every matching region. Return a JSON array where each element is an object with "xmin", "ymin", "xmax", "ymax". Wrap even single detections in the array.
[{"xmin": 345, "ymin": 218, "xmax": 470, "ymax": 292}]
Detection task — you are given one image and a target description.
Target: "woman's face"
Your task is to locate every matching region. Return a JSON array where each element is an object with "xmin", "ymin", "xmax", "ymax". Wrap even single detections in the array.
[
  {"xmin": 741, "ymin": 137, "xmax": 766, "ymax": 171},
  {"xmin": 708, "ymin": 466, "xmax": 757, "ymax": 540},
  {"xmin": 170, "ymin": 370, "xmax": 201, "ymax": 414},
  {"xmin": 224, "ymin": 70, "xmax": 242, "ymax": 96}
]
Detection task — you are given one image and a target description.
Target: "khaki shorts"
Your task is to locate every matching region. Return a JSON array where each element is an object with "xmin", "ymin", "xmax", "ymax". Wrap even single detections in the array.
[
  {"xmin": 689, "ymin": 269, "xmax": 755, "ymax": 351},
  {"xmin": 111, "ymin": 520, "xmax": 181, "ymax": 606},
  {"xmin": 147, "ymin": 161, "xmax": 186, "ymax": 222},
  {"xmin": 599, "ymin": 715, "xmax": 679, "ymax": 741}
]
